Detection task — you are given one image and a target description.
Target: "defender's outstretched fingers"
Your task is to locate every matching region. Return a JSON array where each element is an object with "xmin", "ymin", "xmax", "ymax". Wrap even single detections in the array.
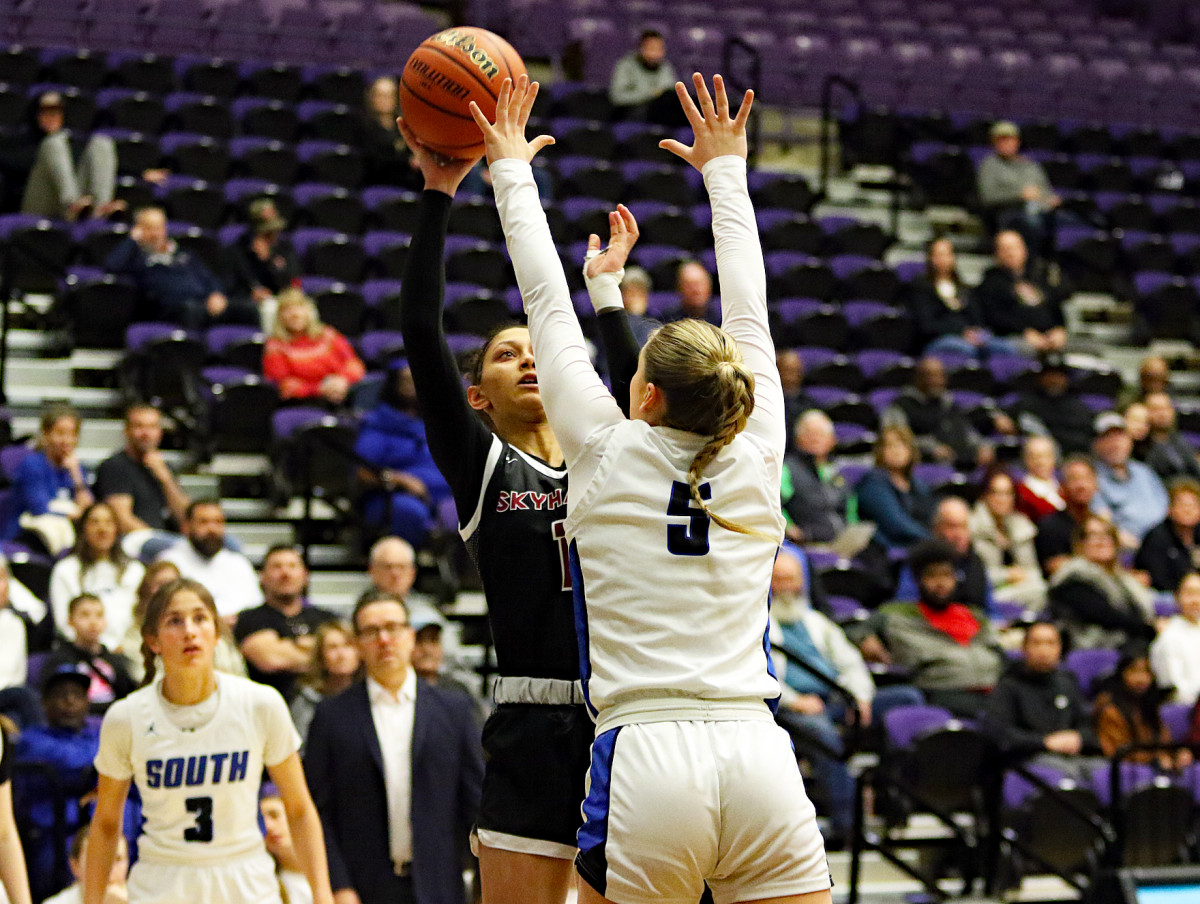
[
  {"xmin": 468, "ymin": 101, "xmax": 497, "ymax": 139},
  {"xmin": 733, "ymin": 89, "xmax": 755, "ymax": 129},
  {"xmin": 615, "ymin": 203, "xmax": 638, "ymax": 237},
  {"xmin": 713, "ymin": 74, "xmax": 730, "ymax": 121},
  {"xmin": 674, "ymin": 80, "xmax": 704, "ymax": 129},
  {"xmin": 692, "ymin": 72, "xmax": 717, "ymax": 121}
]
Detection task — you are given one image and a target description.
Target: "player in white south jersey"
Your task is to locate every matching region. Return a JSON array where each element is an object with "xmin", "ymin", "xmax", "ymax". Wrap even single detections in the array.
[
  {"xmin": 83, "ymin": 578, "xmax": 334, "ymax": 904},
  {"xmin": 472, "ymin": 76, "xmax": 831, "ymax": 904}
]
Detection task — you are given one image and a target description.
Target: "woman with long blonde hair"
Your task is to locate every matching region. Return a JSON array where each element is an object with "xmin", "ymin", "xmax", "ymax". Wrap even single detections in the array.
[
  {"xmin": 262, "ymin": 288, "xmax": 365, "ymax": 406},
  {"xmin": 474, "ymin": 74, "xmax": 831, "ymax": 904}
]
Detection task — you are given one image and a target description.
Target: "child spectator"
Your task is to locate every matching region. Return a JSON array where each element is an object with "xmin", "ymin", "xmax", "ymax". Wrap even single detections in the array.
[
  {"xmin": 260, "ymin": 785, "xmax": 313, "ymax": 904},
  {"xmin": 43, "ymin": 825, "xmax": 128, "ymax": 904},
  {"xmin": 263, "ymin": 288, "xmax": 365, "ymax": 405},
  {"xmin": 41, "ymin": 594, "xmax": 137, "ymax": 715},
  {"xmin": 14, "ymin": 668, "xmax": 100, "ymax": 901}
]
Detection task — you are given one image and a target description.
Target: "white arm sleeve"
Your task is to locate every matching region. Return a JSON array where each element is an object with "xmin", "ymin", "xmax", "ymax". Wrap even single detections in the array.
[
  {"xmin": 254, "ymin": 683, "xmax": 301, "ymax": 767},
  {"xmin": 704, "ymin": 156, "xmax": 785, "ymax": 467},
  {"xmin": 491, "ymin": 159, "xmax": 624, "ymax": 464}
]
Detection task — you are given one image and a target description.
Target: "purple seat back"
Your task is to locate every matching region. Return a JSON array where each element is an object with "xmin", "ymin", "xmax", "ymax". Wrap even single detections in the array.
[
  {"xmin": 206, "ymin": 325, "xmax": 262, "ymax": 355},
  {"xmin": 126, "ymin": 322, "xmax": 190, "ymax": 351},
  {"xmin": 1161, "ymin": 703, "xmax": 1192, "ymax": 743},
  {"xmin": 1064, "ymin": 648, "xmax": 1120, "ymax": 698},
  {"xmin": 271, "ymin": 406, "xmax": 333, "ymax": 441},
  {"xmin": 884, "ymin": 704, "xmax": 954, "ymax": 749}
]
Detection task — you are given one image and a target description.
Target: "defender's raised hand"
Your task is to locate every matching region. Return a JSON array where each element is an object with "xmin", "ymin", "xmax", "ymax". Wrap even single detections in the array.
[
  {"xmin": 468, "ymin": 75, "xmax": 555, "ymax": 165},
  {"xmin": 659, "ymin": 73, "xmax": 753, "ymax": 171}
]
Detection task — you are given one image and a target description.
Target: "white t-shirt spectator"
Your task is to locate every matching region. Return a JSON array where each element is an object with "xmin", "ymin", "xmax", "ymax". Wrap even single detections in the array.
[
  {"xmin": 49, "ymin": 556, "xmax": 145, "ymax": 650},
  {"xmin": 1150, "ymin": 614, "xmax": 1200, "ymax": 706},
  {"xmin": 158, "ymin": 541, "xmax": 263, "ymax": 617}
]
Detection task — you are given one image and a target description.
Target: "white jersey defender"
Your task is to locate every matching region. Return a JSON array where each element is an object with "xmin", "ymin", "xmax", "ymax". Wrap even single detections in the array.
[
  {"xmin": 494, "ymin": 143, "xmax": 831, "ymax": 903},
  {"xmin": 95, "ymin": 673, "xmax": 299, "ymax": 866}
]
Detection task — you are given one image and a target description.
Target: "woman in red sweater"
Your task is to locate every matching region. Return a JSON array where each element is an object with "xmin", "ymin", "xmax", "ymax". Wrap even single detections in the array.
[{"xmin": 262, "ymin": 288, "xmax": 365, "ymax": 405}]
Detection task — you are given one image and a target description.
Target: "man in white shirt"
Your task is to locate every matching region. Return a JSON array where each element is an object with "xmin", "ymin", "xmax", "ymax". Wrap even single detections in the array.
[
  {"xmin": 158, "ymin": 499, "xmax": 262, "ymax": 618},
  {"xmin": 1151, "ymin": 571, "xmax": 1200, "ymax": 707},
  {"xmin": 304, "ymin": 589, "xmax": 482, "ymax": 904}
]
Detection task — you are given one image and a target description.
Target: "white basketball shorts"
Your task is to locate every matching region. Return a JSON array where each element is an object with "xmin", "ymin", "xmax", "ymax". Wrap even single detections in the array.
[
  {"xmin": 576, "ymin": 718, "xmax": 831, "ymax": 904},
  {"xmin": 127, "ymin": 850, "xmax": 283, "ymax": 904}
]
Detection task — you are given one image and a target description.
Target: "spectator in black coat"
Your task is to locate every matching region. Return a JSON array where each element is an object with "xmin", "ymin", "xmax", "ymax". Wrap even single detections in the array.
[
  {"xmin": 227, "ymin": 198, "xmax": 300, "ymax": 331},
  {"xmin": 1036, "ymin": 455, "xmax": 1105, "ymax": 576},
  {"xmin": 777, "ymin": 347, "xmax": 818, "ymax": 447},
  {"xmin": 1135, "ymin": 478, "xmax": 1200, "ymax": 592},
  {"xmin": 911, "ymin": 237, "xmax": 1019, "ymax": 359},
  {"xmin": 361, "ymin": 76, "xmax": 421, "ymax": 190},
  {"xmin": 883, "ymin": 356, "xmax": 1005, "ymax": 469},
  {"xmin": 977, "ymin": 230, "xmax": 1067, "ymax": 355},
  {"xmin": 983, "ymin": 621, "xmax": 1101, "ymax": 776},
  {"xmin": 1012, "ymin": 353, "xmax": 1096, "ymax": 455},
  {"xmin": 1143, "ymin": 391, "xmax": 1200, "ymax": 483},
  {"xmin": 105, "ymin": 206, "xmax": 259, "ymax": 329}
]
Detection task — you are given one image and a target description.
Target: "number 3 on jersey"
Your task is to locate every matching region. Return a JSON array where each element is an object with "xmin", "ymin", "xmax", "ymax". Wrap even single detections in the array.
[
  {"xmin": 667, "ymin": 481, "xmax": 711, "ymax": 556},
  {"xmin": 185, "ymin": 796, "xmax": 213, "ymax": 842}
]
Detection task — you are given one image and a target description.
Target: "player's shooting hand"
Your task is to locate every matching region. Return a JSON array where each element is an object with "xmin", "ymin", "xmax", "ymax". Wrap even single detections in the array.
[
  {"xmin": 659, "ymin": 73, "xmax": 753, "ymax": 171},
  {"xmin": 585, "ymin": 205, "xmax": 639, "ymax": 279},
  {"xmin": 396, "ymin": 117, "xmax": 481, "ymax": 196},
  {"xmin": 469, "ymin": 75, "xmax": 554, "ymax": 166}
]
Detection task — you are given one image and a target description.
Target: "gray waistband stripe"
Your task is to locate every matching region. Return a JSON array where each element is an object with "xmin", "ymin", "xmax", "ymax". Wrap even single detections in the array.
[{"xmin": 492, "ymin": 676, "xmax": 585, "ymax": 706}]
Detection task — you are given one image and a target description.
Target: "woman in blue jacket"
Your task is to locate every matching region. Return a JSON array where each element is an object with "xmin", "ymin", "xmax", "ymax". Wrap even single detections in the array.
[
  {"xmin": 354, "ymin": 361, "xmax": 452, "ymax": 549},
  {"xmin": 855, "ymin": 425, "xmax": 935, "ymax": 550}
]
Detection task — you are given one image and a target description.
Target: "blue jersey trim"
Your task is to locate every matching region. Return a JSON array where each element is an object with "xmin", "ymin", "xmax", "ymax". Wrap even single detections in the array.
[
  {"xmin": 578, "ymin": 726, "xmax": 621, "ymax": 854},
  {"xmin": 763, "ymin": 549, "xmax": 781, "ymax": 714},
  {"xmin": 568, "ymin": 540, "xmax": 597, "ymax": 717}
]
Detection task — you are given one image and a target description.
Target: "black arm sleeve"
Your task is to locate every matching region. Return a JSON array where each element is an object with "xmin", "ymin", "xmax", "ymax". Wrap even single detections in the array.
[
  {"xmin": 594, "ymin": 308, "xmax": 640, "ymax": 417},
  {"xmin": 395, "ymin": 190, "xmax": 496, "ymax": 515}
]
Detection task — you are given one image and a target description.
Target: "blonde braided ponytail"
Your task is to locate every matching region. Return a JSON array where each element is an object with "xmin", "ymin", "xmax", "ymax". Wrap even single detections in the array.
[{"xmin": 645, "ymin": 320, "xmax": 773, "ymax": 540}]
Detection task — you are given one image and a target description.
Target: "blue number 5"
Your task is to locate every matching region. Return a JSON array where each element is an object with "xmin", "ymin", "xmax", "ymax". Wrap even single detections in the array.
[{"xmin": 667, "ymin": 481, "xmax": 710, "ymax": 556}]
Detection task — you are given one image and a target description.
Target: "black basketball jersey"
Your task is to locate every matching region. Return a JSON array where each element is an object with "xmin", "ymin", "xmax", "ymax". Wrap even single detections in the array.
[{"xmin": 460, "ymin": 435, "xmax": 578, "ymax": 681}]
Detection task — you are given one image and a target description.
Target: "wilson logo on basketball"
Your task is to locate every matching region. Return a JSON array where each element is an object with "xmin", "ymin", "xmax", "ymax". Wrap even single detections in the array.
[
  {"xmin": 432, "ymin": 29, "xmax": 501, "ymax": 79},
  {"xmin": 408, "ymin": 57, "xmax": 471, "ymax": 101}
]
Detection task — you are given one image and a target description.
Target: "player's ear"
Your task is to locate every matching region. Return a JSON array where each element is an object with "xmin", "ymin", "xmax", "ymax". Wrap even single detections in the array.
[
  {"xmin": 466, "ymin": 384, "xmax": 492, "ymax": 412},
  {"xmin": 144, "ymin": 633, "xmax": 162, "ymax": 656},
  {"xmin": 638, "ymin": 382, "xmax": 668, "ymax": 425}
]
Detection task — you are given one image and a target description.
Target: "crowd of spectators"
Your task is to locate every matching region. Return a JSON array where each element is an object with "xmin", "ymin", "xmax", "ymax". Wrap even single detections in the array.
[{"xmin": 5, "ymin": 24, "xmax": 1200, "ymax": 901}]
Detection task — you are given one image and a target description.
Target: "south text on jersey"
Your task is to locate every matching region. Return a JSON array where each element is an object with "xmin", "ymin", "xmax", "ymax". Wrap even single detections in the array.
[{"xmin": 145, "ymin": 751, "xmax": 250, "ymax": 788}]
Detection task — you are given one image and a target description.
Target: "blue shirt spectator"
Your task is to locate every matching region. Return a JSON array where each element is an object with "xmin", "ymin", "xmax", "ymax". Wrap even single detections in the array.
[
  {"xmin": 354, "ymin": 363, "xmax": 452, "ymax": 550},
  {"xmin": 1093, "ymin": 412, "xmax": 1169, "ymax": 543},
  {"xmin": 5, "ymin": 405, "xmax": 92, "ymax": 546},
  {"xmin": 854, "ymin": 426, "xmax": 935, "ymax": 550}
]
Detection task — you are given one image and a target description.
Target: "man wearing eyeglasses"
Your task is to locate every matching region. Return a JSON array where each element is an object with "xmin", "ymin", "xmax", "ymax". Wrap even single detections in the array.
[
  {"xmin": 234, "ymin": 544, "xmax": 338, "ymax": 701},
  {"xmin": 303, "ymin": 588, "xmax": 483, "ymax": 904}
]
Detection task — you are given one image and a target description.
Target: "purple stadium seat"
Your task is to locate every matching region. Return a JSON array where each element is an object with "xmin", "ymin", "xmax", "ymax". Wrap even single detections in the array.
[
  {"xmin": 126, "ymin": 322, "xmax": 193, "ymax": 351},
  {"xmin": 1064, "ymin": 648, "xmax": 1119, "ymax": 698},
  {"xmin": 883, "ymin": 704, "xmax": 954, "ymax": 749},
  {"xmin": 272, "ymin": 406, "xmax": 334, "ymax": 441}
]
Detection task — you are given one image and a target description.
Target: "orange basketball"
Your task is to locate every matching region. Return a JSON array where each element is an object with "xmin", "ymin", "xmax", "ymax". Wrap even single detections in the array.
[{"xmin": 399, "ymin": 27, "xmax": 527, "ymax": 160}]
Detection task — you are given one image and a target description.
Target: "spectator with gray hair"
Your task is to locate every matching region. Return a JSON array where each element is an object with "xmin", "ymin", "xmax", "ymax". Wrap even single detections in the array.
[
  {"xmin": 618, "ymin": 265, "xmax": 658, "ymax": 346},
  {"xmin": 782, "ymin": 410, "xmax": 854, "ymax": 547}
]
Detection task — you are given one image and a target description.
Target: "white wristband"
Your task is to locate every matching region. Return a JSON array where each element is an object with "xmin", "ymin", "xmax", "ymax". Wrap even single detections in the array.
[{"xmin": 582, "ymin": 249, "xmax": 625, "ymax": 314}]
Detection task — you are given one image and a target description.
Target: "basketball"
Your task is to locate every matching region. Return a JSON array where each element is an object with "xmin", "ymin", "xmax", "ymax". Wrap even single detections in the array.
[{"xmin": 399, "ymin": 27, "xmax": 527, "ymax": 159}]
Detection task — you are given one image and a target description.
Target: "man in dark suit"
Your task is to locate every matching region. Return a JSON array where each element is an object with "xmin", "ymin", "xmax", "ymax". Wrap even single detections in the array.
[{"xmin": 304, "ymin": 589, "xmax": 483, "ymax": 904}]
